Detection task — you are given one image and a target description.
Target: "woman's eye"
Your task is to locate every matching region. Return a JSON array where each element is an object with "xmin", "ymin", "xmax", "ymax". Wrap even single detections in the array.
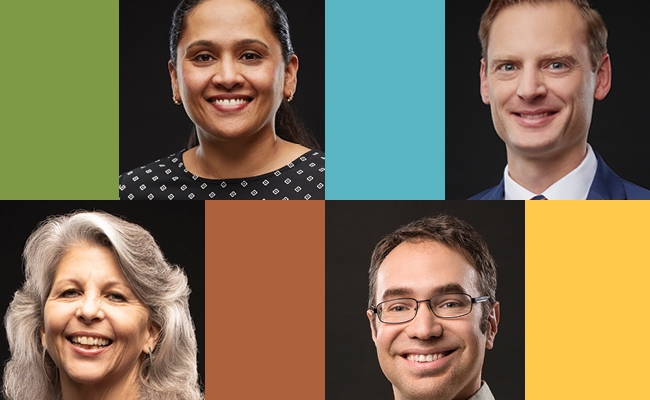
[
  {"xmin": 194, "ymin": 54, "xmax": 213, "ymax": 62},
  {"xmin": 241, "ymin": 52, "xmax": 261, "ymax": 61},
  {"xmin": 60, "ymin": 289, "xmax": 79, "ymax": 298},
  {"xmin": 107, "ymin": 292, "xmax": 126, "ymax": 302}
]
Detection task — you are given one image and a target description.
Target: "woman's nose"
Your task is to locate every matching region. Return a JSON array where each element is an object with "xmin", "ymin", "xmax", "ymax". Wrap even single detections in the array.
[
  {"xmin": 211, "ymin": 58, "xmax": 244, "ymax": 89},
  {"xmin": 76, "ymin": 295, "xmax": 104, "ymax": 323}
]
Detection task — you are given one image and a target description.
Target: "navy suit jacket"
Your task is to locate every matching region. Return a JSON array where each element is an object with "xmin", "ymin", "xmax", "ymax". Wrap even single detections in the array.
[{"xmin": 469, "ymin": 152, "xmax": 650, "ymax": 200}]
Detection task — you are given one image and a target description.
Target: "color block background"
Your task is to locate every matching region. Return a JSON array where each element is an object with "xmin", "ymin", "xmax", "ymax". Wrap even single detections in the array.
[
  {"xmin": 526, "ymin": 201, "xmax": 650, "ymax": 399},
  {"xmin": 0, "ymin": 2, "xmax": 118, "ymax": 199},
  {"xmin": 325, "ymin": 0, "xmax": 445, "ymax": 199},
  {"xmin": 205, "ymin": 201, "xmax": 325, "ymax": 399}
]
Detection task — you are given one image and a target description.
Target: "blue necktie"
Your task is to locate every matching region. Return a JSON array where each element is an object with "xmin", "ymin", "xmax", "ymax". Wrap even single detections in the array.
[{"xmin": 530, "ymin": 195, "xmax": 548, "ymax": 200}]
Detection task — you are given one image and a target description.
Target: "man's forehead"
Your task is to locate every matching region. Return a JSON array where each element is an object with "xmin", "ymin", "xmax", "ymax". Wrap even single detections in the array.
[
  {"xmin": 375, "ymin": 241, "xmax": 479, "ymax": 299},
  {"xmin": 486, "ymin": 1, "xmax": 589, "ymax": 58}
]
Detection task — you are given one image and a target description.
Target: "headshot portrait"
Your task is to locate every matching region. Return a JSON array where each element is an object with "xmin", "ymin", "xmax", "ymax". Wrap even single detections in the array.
[
  {"xmin": 0, "ymin": 202, "xmax": 205, "ymax": 400},
  {"xmin": 119, "ymin": 0, "xmax": 324, "ymax": 200},
  {"xmin": 326, "ymin": 201, "xmax": 524, "ymax": 400},
  {"xmin": 446, "ymin": 0, "xmax": 650, "ymax": 200}
]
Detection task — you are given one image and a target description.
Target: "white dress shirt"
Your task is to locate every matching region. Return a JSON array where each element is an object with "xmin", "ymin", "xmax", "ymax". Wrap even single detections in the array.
[
  {"xmin": 468, "ymin": 381, "xmax": 495, "ymax": 400},
  {"xmin": 504, "ymin": 144, "xmax": 598, "ymax": 200}
]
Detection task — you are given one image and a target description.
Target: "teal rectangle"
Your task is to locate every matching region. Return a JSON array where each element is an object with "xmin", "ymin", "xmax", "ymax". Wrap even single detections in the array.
[
  {"xmin": 0, "ymin": 1, "xmax": 118, "ymax": 199},
  {"xmin": 325, "ymin": 0, "xmax": 445, "ymax": 199}
]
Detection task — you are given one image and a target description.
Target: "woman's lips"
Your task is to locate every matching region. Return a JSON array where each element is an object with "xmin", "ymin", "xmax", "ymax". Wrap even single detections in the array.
[
  {"xmin": 68, "ymin": 335, "xmax": 112, "ymax": 347},
  {"xmin": 208, "ymin": 95, "xmax": 252, "ymax": 112}
]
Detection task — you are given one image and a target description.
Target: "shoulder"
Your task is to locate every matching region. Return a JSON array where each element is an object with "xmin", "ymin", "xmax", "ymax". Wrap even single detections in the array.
[
  {"xmin": 468, "ymin": 181, "xmax": 504, "ymax": 200},
  {"xmin": 622, "ymin": 180, "xmax": 650, "ymax": 200},
  {"xmin": 119, "ymin": 150, "xmax": 192, "ymax": 200},
  {"xmin": 268, "ymin": 149, "xmax": 325, "ymax": 200},
  {"xmin": 591, "ymin": 152, "xmax": 650, "ymax": 200},
  {"xmin": 292, "ymin": 149, "xmax": 324, "ymax": 168}
]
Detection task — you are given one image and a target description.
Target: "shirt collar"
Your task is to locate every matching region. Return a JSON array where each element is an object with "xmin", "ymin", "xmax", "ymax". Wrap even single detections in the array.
[
  {"xmin": 467, "ymin": 381, "xmax": 495, "ymax": 400},
  {"xmin": 504, "ymin": 144, "xmax": 598, "ymax": 200}
]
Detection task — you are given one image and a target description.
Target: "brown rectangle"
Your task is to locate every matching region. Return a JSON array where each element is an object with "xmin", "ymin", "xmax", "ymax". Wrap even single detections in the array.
[{"xmin": 205, "ymin": 201, "xmax": 325, "ymax": 399}]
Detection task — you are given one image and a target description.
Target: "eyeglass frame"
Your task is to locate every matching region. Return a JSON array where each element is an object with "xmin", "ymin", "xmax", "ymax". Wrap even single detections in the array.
[{"xmin": 369, "ymin": 293, "xmax": 492, "ymax": 324}]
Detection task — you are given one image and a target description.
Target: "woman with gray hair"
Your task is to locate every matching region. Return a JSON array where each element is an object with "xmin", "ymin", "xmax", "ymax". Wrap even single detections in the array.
[{"xmin": 3, "ymin": 211, "xmax": 203, "ymax": 400}]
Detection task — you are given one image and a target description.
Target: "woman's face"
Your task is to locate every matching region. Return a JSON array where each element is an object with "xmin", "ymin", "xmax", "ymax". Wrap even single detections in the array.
[
  {"xmin": 170, "ymin": 0, "xmax": 298, "ymax": 143},
  {"xmin": 41, "ymin": 244, "xmax": 158, "ymax": 389}
]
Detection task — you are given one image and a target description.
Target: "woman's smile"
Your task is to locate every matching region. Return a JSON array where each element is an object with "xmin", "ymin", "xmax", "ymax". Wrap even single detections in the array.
[
  {"xmin": 42, "ymin": 244, "xmax": 157, "ymax": 388},
  {"xmin": 170, "ymin": 0, "xmax": 297, "ymax": 142}
]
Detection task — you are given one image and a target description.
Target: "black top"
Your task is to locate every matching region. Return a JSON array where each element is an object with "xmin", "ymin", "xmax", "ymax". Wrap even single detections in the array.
[{"xmin": 119, "ymin": 150, "xmax": 325, "ymax": 200}]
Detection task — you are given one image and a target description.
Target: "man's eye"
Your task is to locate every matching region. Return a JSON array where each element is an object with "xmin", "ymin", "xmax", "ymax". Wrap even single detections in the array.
[
  {"xmin": 439, "ymin": 301, "xmax": 462, "ymax": 308},
  {"xmin": 386, "ymin": 303, "xmax": 412, "ymax": 313},
  {"xmin": 499, "ymin": 64, "xmax": 516, "ymax": 72},
  {"xmin": 549, "ymin": 62, "xmax": 565, "ymax": 70}
]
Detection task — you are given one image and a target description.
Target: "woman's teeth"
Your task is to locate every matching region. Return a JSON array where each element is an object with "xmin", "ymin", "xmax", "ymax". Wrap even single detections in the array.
[
  {"xmin": 213, "ymin": 98, "xmax": 248, "ymax": 106},
  {"xmin": 70, "ymin": 336, "xmax": 110, "ymax": 347}
]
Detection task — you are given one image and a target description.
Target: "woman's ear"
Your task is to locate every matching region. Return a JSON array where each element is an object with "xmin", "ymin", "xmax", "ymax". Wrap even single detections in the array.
[
  {"xmin": 284, "ymin": 54, "xmax": 299, "ymax": 99},
  {"xmin": 143, "ymin": 322, "xmax": 161, "ymax": 354},
  {"xmin": 40, "ymin": 326, "xmax": 47, "ymax": 348},
  {"xmin": 169, "ymin": 60, "xmax": 181, "ymax": 103}
]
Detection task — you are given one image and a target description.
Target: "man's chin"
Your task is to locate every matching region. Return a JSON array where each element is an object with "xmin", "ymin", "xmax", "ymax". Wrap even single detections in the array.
[{"xmin": 392, "ymin": 377, "xmax": 456, "ymax": 400}]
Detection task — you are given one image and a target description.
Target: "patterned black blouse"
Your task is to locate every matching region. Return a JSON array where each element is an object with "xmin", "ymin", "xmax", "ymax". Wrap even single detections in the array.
[{"xmin": 119, "ymin": 150, "xmax": 324, "ymax": 200}]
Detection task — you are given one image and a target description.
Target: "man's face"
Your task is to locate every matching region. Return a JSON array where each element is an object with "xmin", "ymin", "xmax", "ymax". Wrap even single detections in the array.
[
  {"xmin": 480, "ymin": 2, "xmax": 611, "ymax": 162},
  {"xmin": 367, "ymin": 241, "xmax": 499, "ymax": 400}
]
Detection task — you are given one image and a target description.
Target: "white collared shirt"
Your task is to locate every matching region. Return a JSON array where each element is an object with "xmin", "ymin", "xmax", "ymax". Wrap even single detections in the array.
[
  {"xmin": 468, "ymin": 381, "xmax": 495, "ymax": 400},
  {"xmin": 504, "ymin": 144, "xmax": 598, "ymax": 200}
]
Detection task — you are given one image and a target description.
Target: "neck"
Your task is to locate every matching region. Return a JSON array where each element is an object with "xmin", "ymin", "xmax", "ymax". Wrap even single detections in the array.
[
  {"xmin": 60, "ymin": 369, "xmax": 140, "ymax": 400},
  {"xmin": 184, "ymin": 127, "xmax": 307, "ymax": 179},
  {"xmin": 506, "ymin": 143, "xmax": 588, "ymax": 194}
]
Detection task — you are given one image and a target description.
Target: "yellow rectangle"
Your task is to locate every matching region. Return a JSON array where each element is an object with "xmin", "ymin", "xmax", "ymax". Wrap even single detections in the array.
[{"xmin": 526, "ymin": 201, "xmax": 650, "ymax": 398}]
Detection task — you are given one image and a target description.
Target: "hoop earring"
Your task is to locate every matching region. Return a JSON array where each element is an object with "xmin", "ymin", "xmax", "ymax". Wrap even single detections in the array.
[
  {"xmin": 173, "ymin": 96, "xmax": 182, "ymax": 105},
  {"xmin": 286, "ymin": 91, "xmax": 294, "ymax": 102},
  {"xmin": 42, "ymin": 345, "xmax": 57, "ymax": 386}
]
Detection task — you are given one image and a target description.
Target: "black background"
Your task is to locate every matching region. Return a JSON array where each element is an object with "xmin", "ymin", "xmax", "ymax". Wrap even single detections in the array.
[
  {"xmin": 119, "ymin": 0, "xmax": 325, "ymax": 173},
  {"xmin": 0, "ymin": 202, "xmax": 205, "ymax": 392},
  {"xmin": 446, "ymin": 0, "xmax": 650, "ymax": 199},
  {"xmin": 326, "ymin": 201, "xmax": 525, "ymax": 400}
]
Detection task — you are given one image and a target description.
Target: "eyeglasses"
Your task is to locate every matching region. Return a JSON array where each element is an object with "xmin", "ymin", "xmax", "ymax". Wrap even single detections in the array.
[{"xmin": 370, "ymin": 293, "xmax": 491, "ymax": 324}]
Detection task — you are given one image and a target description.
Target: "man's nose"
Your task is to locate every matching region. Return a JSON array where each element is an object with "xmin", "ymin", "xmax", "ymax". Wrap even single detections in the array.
[
  {"xmin": 405, "ymin": 302, "xmax": 443, "ymax": 340},
  {"xmin": 517, "ymin": 67, "xmax": 547, "ymax": 101}
]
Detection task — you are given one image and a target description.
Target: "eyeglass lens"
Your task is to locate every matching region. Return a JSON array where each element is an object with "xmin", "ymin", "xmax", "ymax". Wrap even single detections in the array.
[{"xmin": 377, "ymin": 293, "xmax": 473, "ymax": 323}]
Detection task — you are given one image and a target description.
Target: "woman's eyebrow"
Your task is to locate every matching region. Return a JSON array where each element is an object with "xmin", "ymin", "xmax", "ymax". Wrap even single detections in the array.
[
  {"xmin": 186, "ymin": 39, "xmax": 214, "ymax": 51},
  {"xmin": 186, "ymin": 38, "xmax": 270, "ymax": 51}
]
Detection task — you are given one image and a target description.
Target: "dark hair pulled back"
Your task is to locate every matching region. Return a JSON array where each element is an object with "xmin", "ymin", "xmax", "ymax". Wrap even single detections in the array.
[{"xmin": 169, "ymin": 0, "xmax": 320, "ymax": 150}]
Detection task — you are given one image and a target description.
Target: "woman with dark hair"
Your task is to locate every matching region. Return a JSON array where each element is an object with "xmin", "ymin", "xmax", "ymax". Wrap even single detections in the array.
[
  {"xmin": 3, "ymin": 211, "xmax": 203, "ymax": 400},
  {"xmin": 119, "ymin": 0, "xmax": 324, "ymax": 200}
]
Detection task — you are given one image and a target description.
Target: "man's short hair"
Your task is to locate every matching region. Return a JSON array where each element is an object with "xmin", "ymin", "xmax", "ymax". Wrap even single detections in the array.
[
  {"xmin": 368, "ymin": 214, "xmax": 497, "ymax": 332},
  {"xmin": 478, "ymin": 0, "xmax": 608, "ymax": 71}
]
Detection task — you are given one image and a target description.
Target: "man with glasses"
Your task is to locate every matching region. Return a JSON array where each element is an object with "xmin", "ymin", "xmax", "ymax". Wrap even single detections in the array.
[{"xmin": 367, "ymin": 215, "xmax": 499, "ymax": 400}]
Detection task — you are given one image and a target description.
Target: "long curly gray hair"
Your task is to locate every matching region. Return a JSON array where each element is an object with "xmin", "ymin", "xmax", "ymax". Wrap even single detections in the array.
[{"xmin": 3, "ymin": 211, "xmax": 203, "ymax": 400}]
